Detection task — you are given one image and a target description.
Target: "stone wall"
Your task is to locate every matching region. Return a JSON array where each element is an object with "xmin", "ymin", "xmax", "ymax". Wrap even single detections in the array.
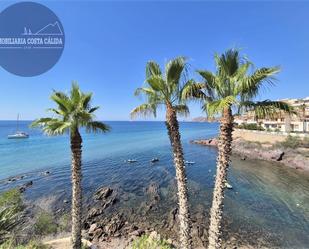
[{"xmin": 233, "ymin": 129, "xmax": 309, "ymax": 144}]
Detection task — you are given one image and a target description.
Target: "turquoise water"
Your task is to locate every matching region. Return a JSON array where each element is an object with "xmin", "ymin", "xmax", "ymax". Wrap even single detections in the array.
[
  {"xmin": 0, "ymin": 121, "xmax": 308, "ymax": 248},
  {"xmin": 0, "ymin": 121, "xmax": 217, "ymax": 179}
]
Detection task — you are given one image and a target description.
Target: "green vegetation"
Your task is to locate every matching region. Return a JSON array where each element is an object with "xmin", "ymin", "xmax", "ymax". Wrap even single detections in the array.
[
  {"xmin": 132, "ymin": 235, "xmax": 173, "ymax": 249},
  {"xmin": 280, "ymin": 135, "xmax": 301, "ymax": 149},
  {"xmin": 31, "ymin": 83, "xmax": 110, "ymax": 249},
  {"xmin": 1, "ymin": 50, "xmax": 302, "ymax": 249},
  {"xmin": 131, "ymin": 57, "xmax": 193, "ymax": 248},
  {"xmin": 0, "ymin": 189, "xmax": 23, "ymax": 211},
  {"xmin": 237, "ymin": 123, "xmax": 265, "ymax": 131},
  {"xmin": 58, "ymin": 213, "xmax": 71, "ymax": 232},
  {"xmin": 184, "ymin": 48, "xmax": 294, "ymax": 249},
  {"xmin": 0, "ymin": 239, "xmax": 50, "ymax": 249},
  {"xmin": 0, "ymin": 189, "xmax": 24, "ymax": 244},
  {"xmin": 34, "ymin": 212, "xmax": 57, "ymax": 236},
  {"xmin": 277, "ymin": 135, "xmax": 309, "ymax": 149}
]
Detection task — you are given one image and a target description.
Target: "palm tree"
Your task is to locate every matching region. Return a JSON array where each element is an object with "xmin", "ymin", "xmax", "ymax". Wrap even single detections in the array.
[
  {"xmin": 131, "ymin": 57, "xmax": 193, "ymax": 249},
  {"xmin": 31, "ymin": 83, "xmax": 110, "ymax": 249},
  {"xmin": 182, "ymin": 49, "xmax": 293, "ymax": 249}
]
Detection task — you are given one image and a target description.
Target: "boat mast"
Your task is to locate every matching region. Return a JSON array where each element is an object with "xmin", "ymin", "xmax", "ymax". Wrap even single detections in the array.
[{"xmin": 16, "ymin": 113, "xmax": 19, "ymax": 132}]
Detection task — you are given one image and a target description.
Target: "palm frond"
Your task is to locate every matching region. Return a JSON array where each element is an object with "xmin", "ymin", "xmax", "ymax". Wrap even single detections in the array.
[
  {"xmin": 82, "ymin": 93, "xmax": 92, "ymax": 110},
  {"xmin": 231, "ymin": 61, "xmax": 252, "ymax": 82},
  {"xmin": 215, "ymin": 49, "xmax": 240, "ymax": 77},
  {"xmin": 133, "ymin": 57, "xmax": 192, "ymax": 120},
  {"xmin": 42, "ymin": 120, "xmax": 71, "ymax": 135},
  {"xmin": 146, "ymin": 75, "xmax": 166, "ymax": 92},
  {"xmin": 32, "ymin": 83, "xmax": 109, "ymax": 136},
  {"xmin": 165, "ymin": 56, "xmax": 187, "ymax": 87},
  {"xmin": 237, "ymin": 67, "xmax": 280, "ymax": 98},
  {"xmin": 50, "ymin": 91, "xmax": 72, "ymax": 113},
  {"xmin": 130, "ymin": 104, "xmax": 157, "ymax": 119},
  {"xmin": 70, "ymin": 82, "xmax": 82, "ymax": 105},
  {"xmin": 196, "ymin": 70, "xmax": 216, "ymax": 98},
  {"xmin": 52, "ymin": 90, "xmax": 70, "ymax": 101},
  {"xmin": 85, "ymin": 121, "xmax": 110, "ymax": 133},
  {"xmin": 76, "ymin": 111, "xmax": 93, "ymax": 123},
  {"xmin": 30, "ymin": 118, "xmax": 54, "ymax": 128},
  {"xmin": 47, "ymin": 108, "xmax": 64, "ymax": 116},
  {"xmin": 241, "ymin": 100, "xmax": 295, "ymax": 119},
  {"xmin": 204, "ymin": 96, "xmax": 237, "ymax": 117},
  {"xmin": 134, "ymin": 87, "xmax": 156, "ymax": 97},
  {"xmin": 174, "ymin": 104, "xmax": 189, "ymax": 117},
  {"xmin": 89, "ymin": 106, "xmax": 100, "ymax": 113},
  {"xmin": 146, "ymin": 61, "xmax": 162, "ymax": 78},
  {"xmin": 180, "ymin": 80, "xmax": 210, "ymax": 102}
]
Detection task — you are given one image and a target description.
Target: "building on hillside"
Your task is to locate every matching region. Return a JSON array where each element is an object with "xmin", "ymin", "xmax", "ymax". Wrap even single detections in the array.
[{"xmin": 234, "ymin": 97, "xmax": 309, "ymax": 133}]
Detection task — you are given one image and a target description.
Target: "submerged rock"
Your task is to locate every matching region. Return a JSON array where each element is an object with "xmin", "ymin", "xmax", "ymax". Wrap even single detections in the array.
[
  {"xmin": 191, "ymin": 138, "xmax": 218, "ymax": 147},
  {"xmin": 19, "ymin": 180, "xmax": 33, "ymax": 193},
  {"xmin": 43, "ymin": 171, "xmax": 51, "ymax": 176},
  {"xmin": 94, "ymin": 187, "xmax": 113, "ymax": 200},
  {"xmin": 25, "ymin": 181, "xmax": 33, "ymax": 187},
  {"xmin": 7, "ymin": 175, "xmax": 25, "ymax": 183},
  {"xmin": 145, "ymin": 182, "xmax": 160, "ymax": 201},
  {"xmin": 86, "ymin": 186, "xmax": 118, "ymax": 223}
]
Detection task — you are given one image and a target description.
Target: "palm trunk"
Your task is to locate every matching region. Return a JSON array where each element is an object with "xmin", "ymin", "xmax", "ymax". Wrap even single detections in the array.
[
  {"xmin": 71, "ymin": 129, "xmax": 83, "ymax": 249},
  {"xmin": 165, "ymin": 103, "xmax": 192, "ymax": 249},
  {"xmin": 303, "ymin": 108, "xmax": 306, "ymax": 133},
  {"xmin": 207, "ymin": 107, "xmax": 233, "ymax": 249},
  {"xmin": 285, "ymin": 113, "xmax": 291, "ymax": 133}
]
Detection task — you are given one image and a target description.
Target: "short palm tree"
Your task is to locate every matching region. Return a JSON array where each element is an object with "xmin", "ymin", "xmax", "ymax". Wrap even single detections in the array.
[
  {"xmin": 183, "ymin": 49, "xmax": 293, "ymax": 249},
  {"xmin": 131, "ymin": 57, "xmax": 193, "ymax": 249},
  {"xmin": 31, "ymin": 83, "xmax": 110, "ymax": 249}
]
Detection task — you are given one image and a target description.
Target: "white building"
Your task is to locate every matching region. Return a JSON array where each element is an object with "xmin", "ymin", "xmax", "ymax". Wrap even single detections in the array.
[{"xmin": 234, "ymin": 97, "xmax": 309, "ymax": 133}]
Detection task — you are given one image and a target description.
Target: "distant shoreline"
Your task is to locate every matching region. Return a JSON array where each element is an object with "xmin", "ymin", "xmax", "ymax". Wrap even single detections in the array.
[{"xmin": 191, "ymin": 130, "xmax": 309, "ymax": 172}]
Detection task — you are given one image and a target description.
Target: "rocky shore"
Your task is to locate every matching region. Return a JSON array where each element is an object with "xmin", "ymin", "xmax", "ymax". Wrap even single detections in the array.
[
  {"xmin": 2, "ymin": 141, "xmax": 307, "ymax": 248},
  {"xmin": 81, "ymin": 185, "xmax": 264, "ymax": 249},
  {"xmin": 191, "ymin": 137, "xmax": 309, "ymax": 172},
  {"xmin": 1, "ymin": 169, "xmax": 304, "ymax": 248}
]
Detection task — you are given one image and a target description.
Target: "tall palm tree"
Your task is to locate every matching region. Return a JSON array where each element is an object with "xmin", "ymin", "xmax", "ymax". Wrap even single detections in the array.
[
  {"xmin": 31, "ymin": 83, "xmax": 110, "ymax": 249},
  {"xmin": 131, "ymin": 57, "xmax": 193, "ymax": 249},
  {"xmin": 182, "ymin": 49, "xmax": 293, "ymax": 249}
]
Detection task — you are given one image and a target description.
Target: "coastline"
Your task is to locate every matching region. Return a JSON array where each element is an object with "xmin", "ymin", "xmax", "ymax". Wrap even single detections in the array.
[
  {"xmin": 1, "ymin": 125, "xmax": 309, "ymax": 248},
  {"xmin": 191, "ymin": 131, "xmax": 309, "ymax": 172},
  {"xmin": 0, "ymin": 174, "xmax": 269, "ymax": 249}
]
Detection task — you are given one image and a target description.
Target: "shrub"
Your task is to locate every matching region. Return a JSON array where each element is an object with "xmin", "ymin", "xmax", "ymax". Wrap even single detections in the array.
[
  {"xmin": 132, "ymin": 234, "xmax": 173, "ymax": 249},
  {"xmin": 280, "ymin": 135, "xmax": 301, "ymax": 149},
  {"xmin": 0, "ymin": 239, "xmax": 50, "ymax": 249},
  {"xmin": 58, "ymin": 213, "xmax": 71, "ymax": 232},
  {"xmin": 34, "ymin": 212, "xmax": 57, "ymax": 236},
  {"xmin": 237, "ymin": 123, "xmax": 265, "ymax": 131},
  {"xmin": 0, "ymin": 189, "xmax": 23, "ymax": 212},
  {"xmin": 0, "ymin": 190, "xmax": 24, "ymax": 243}
]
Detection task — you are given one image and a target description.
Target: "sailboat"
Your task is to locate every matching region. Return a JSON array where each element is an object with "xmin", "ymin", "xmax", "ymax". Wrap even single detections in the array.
[{"xmin": 7, "ymin": 114, "xmax": 29, "ymax": 139}]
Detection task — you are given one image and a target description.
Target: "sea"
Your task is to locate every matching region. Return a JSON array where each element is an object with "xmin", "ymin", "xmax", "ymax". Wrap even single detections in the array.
[{"xmin": 0, "ymin": 121, "xmax": 308, "ymax": 248}]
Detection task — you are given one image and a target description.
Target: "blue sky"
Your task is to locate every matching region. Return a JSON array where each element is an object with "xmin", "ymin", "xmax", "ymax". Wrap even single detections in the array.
[{"xmin": 0, "ymin": 0, "xmax": 309, "ymax": 121}]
